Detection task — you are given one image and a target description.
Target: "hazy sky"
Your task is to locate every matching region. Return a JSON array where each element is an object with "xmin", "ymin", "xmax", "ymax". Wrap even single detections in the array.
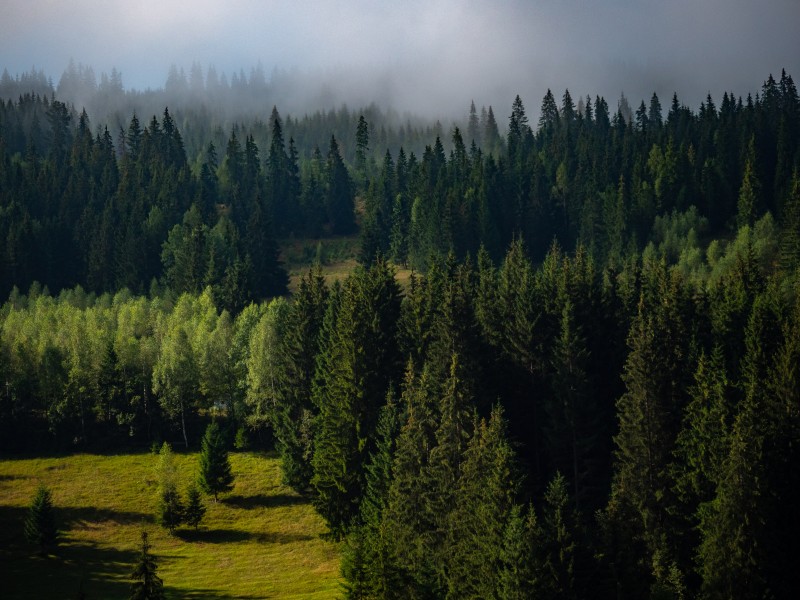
[{"xmin": 2, "ymin": 0, "xmax": 798, "ymax": 118}]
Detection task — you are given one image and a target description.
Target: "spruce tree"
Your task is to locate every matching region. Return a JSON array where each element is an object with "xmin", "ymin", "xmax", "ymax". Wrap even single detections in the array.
[
  {"xmin": 198, "ymin": 422, "xmax": 234, "ymax": 501},
  {"xmin": 274, "ymin": 266, "xmax": 328, "ymax": 493},
  {"xmin": 499, "ymin": 504, "xmax": 545, "ymax": 600},
  {"xmin": 25, "ymin": 484, "xmax": 58, "ymax": 555},
  {"xmin": 447, "ymin": 406, "xmax": 518, "ymax": 599},
  {"xmin": 157, "ymin": 488, "xmax": 184, "ymax": 534},
  {"xmin": 382, "ymin": 364, "xmax": 439, "ymax": 594},
  {"xmin": 311, "ymin": 260, "xmax": 401, "ymax": 537},
  {"xmin": 341, "ymin": 392, "xmax": 402, "ymax": 599},
  {"xmin": 184, "ymin": 485, "xmax": 206, "ymax": 530},
  {"xmin": 130, "ymin": 530, "xmax": 165, "ymax": 600},
  {"xmin": 541, "ymin": 472, "xmax": 578, "ymax": 599},
  {"xmin": 736, "ymin": 136, "xmax": 761, "ymax": 229}
]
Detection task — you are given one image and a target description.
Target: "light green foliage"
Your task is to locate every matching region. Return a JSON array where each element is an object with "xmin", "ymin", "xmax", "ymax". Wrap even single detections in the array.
[
  {"xmin": 155, "ymin": 442, "xmax": 178, "ymax": 494},
  {"xmin": 706, "ymin": 214, "xmax": 778, "ymax": 286},
  {"xmin": 244, "ymin": 297, "xmax": 290, "ymax": 427}
]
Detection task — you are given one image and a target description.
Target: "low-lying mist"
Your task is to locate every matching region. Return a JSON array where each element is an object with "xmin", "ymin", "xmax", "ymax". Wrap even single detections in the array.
[{"xmin": 2, "ymin": 0, "xmax": 798, "ymax": 125}]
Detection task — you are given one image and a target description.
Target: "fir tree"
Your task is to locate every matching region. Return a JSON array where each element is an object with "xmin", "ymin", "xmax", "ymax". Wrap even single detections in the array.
[
  {"xmin": 198, "ymin": 422, "xmax": 234, "ymax": 501},
  {"xmin": 157, "ymin": 487, "xmax": 184, "ymax": 534},
  {"xmin": 499, "ymin": 504, "xmax": 545, "ymax": 600},
  {"xmin": 447, "ymin": 406, "xmax": 518, "ymax": 599},
  {"xmin": 130, "ymin": 530, "xmax": 165, "ymax": 600},
  {"xmin": 184, "ymin": 485, "xmax": 206, "ymax": 530},
  {"xmin": 542, "ymin": 472, "xmax": 578, "ymax": 599},
  {"xmin": 311, "ymin": 260, "xmax": 401, "ymax": 537},
  {"xmin": 25, "ymin": 484, "xmax": 58, "ymax": 555},
  {"xmin": 736, "ymin": 136, "xmax": 761, "ymax": 229}
]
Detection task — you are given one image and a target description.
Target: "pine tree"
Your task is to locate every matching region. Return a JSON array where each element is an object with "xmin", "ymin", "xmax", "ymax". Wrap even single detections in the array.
[
  {"xmin": 382, "ymin": 364, "xmax": 439, "ymax": 594},
  {"xmin": 546, "ymin": 300, "xmax": 594, "ymax": 512},
  {"xmin": 311, "ymin": 260, "xmax": 401, "ymax": 537},
  {"xmin": 25, "ymin": 484, "xmax": 58, "ymax": 555},
  {"xmin": 736, "ymin": 136, "xmax": 761, "ymax": 229},
  {"xmin": 157, "ymin": 487, "xmax": 184, "ymax": 533},
  {"xmin": 423, "ymin": 354, "xmax": 475, "ymax": 579},
  {"xmin": 341, "ymin": 393, "xmax": 403, "ymax": 598},
  {"xmin": 274, "ymin": 266, "xmax": 327, "ymax": 493},
  {"xmin": 130, "ymin": 530, "xmax": 165, "ymax": 600},
  {"xmin": 184, "ymin": 485, "xmax": 206, "ymax": 530},
  {"xmin": 541, "ymin": 472, "xmax": 578, "ymax": 599},
  {"xmin": 325, "ymin": 135, "xmax": 356, "ymax": 234},
  {"xmin": 198, "ymin": 422, "xmax": 234, "ymax": 501},
  {"xmin": 499, "ymin": 504, "xmax": 545, "ymax": 600},
  {"xmin": 447, "ymin": 406, "xmax": 518, "ymax": 599},
  {"xmin": 609, "ymin": 276, "xmax": 691, "ymax": 592},
  {"xmin": 355, "ymin": 115, "xmax": 370, "ymax": 176}
]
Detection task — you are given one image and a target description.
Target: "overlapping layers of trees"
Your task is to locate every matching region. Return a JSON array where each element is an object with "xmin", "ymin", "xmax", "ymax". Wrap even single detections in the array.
[{"xmin": 2, "ymin": 70, "xmax": 800, "ymax": 598}]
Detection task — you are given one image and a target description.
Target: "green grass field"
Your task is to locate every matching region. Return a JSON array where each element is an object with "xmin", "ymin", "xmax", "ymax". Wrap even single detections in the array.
[
  {"xmin": 280, "ymin": 235, "xmax": 413, "ymax": 294},
  {"xmin": 0, "ymin": 452, "xmax": 341, "ymax": 599}
]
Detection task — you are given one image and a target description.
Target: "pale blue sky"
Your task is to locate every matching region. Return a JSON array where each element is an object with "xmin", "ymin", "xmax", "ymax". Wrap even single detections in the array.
[{"xmin": 1, "ymin": 0, "xmax": 798, "ymax": 116}]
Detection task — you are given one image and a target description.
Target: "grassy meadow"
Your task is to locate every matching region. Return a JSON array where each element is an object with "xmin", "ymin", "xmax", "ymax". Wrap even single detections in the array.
[
  {"xmin": 0, "ymin": 451, "xmax": 341, "ymax": 599},
  {"xmin": 281, "ymin": 235, "xmax": 413, "ymax": 293}
]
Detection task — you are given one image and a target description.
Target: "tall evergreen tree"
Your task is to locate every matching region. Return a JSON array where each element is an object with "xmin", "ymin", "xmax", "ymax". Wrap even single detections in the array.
[
  {"xmin": 198, "ymin": 421, "xmax": 234, "ymax": 501},
  {"xmin": 447, "ymin": 406, "xmax": 518, "ymax": 599},
  {"xmin": 184, "ymin": 484, "xmax": 206, "ymax": 530},
  {"xmin": 311, "ymin": 260, "xmax": 401, "ymax": 536},
  {"xmin": 325, "ymin": 135, "xmax": 356, "ymax": 235},
  {"xmin": 130, "ymin": 530, "xmax": 165, "ymax": 600}
]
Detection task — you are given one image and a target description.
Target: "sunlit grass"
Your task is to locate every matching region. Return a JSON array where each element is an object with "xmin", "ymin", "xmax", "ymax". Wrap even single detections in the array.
[{"xmin": 0, "ymin": 452, "xmax": 341, "ymax": 599}]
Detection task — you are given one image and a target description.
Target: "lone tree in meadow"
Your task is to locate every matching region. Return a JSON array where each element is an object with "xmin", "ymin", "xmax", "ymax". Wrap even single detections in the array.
[
  {"xmin": 154, "ymin": 442, "xmax": 184, "ymax": 533},
  {"xmin": 198, "ymin": 422, "xmax": 234, "ymax": 501},
  {"xmin": 130, "ymin": 529, "xmax": 165, "ymax": 600},
  {"xmin": 157, "ymin": 487, "xmax": 184, "ymax": 534},
  {"xmin": 25, "ymin": 484, "xmax": 58, "ymax": 556},
  {"xmin": 184, "ymin": 484, "xmax": 206, "ymax": 529}
]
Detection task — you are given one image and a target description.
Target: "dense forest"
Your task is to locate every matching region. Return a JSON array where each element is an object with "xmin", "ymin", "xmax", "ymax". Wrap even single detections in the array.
[{"xmin": 2, "ymin": 66, "xmax": 800, "ymax": 598}]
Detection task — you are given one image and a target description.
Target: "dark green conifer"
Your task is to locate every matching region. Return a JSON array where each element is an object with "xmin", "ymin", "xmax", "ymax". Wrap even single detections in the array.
[
  {"xmin": 130, "ymin": 530, "xmax": 165, "ymax": 600},
  {"xmin": 157, "ymin": 488, "xmax": 183, "ymax": 533},
  {"xmin": 25, "ymin": 484, "xmax": 58, "ymax": 555},
  {"xmin": 447, "ymin": 406, "xmax": 517, "ymax": 599},
  {"xmin": 198, "ymin": 422, "xmax": 234, "ymax": 501},
  {"xmin": 184, "ymin": 485, "xmax": 206, "ymax": 530}
]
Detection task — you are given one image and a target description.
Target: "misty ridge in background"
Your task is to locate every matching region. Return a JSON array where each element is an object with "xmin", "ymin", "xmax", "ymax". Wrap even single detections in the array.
[{"xmin": 1, "ymin": 0, "xmax": 798, "ymax": 127}]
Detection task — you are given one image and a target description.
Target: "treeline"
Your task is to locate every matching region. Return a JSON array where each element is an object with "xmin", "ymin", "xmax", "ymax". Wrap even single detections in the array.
[
  {"xmin": 0, "ymin": 62, "xmax": 452, "ymax": 161},
  {"xmin": 2, "ymin": 70, "xmax": 800, "ymax": 303},
  {"xmin": 0, "ymin": 98, "xmax": 371, "ymax": 307},
  {"xmin": 359, "ymin": 70, "xmax": 800, "ymax": 272}
]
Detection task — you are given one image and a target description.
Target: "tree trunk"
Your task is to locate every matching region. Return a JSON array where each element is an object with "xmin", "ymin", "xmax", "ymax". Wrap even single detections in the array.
[{"xmin": 180, "ymin": 398, "xmax": 189, "ymax": 448}]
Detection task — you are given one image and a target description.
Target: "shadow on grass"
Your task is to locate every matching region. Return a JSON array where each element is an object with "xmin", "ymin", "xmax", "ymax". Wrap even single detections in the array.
[
  {"xmin": 223, "ymin": 493, "xmax": 307, "ymax": 510},
  {"xmin": 176, "ymin": 528, "xmax": 252, "ymax": 544},
  {"xmin": 0, "ymin": 473, "xmax": 27, "ymax": 481},
  {"xmin": 61, "ymin": 505, "xmax": 152, "ymax": 528},
  {"xmin": 0, "ymin": 520, "xmax": 139, "ymax": 600},
  {"xmin": 168, "ymin": 589, "xmax": 269, "ymax": 599},
  {"xmin": 176, "ymin": 527, "xmax": 313, "ymax": 545}
]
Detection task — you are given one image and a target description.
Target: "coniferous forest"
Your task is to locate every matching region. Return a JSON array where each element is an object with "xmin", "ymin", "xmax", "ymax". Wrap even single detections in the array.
[{"xmin": 1, "ymin": 65, "xmax": 800, "ymax": 598}]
